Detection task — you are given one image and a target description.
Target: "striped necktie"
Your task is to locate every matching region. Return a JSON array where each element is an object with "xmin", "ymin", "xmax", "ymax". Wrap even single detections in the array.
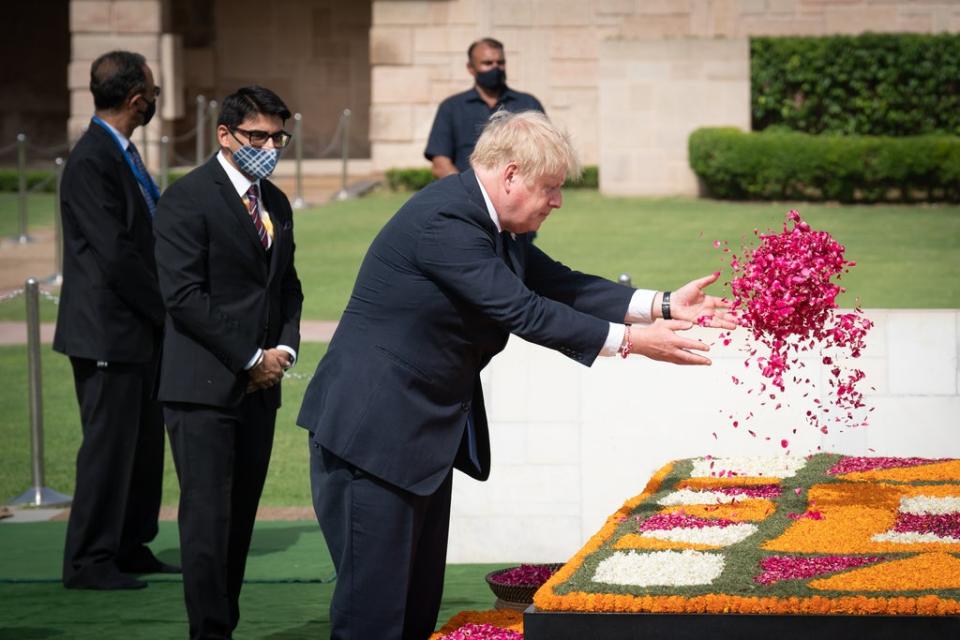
[
  {"xmin": 245, "ymin": 184, "xmax": 269, "ymax": 249},
  {"xmin": 126, "ymin": 143, "xmax": 158, "ymax": 217}
]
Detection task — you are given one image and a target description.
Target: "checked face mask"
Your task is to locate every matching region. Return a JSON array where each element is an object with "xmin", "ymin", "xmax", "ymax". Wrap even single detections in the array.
[{"xmin": 232, "ymin": 145, "xmax": 281, "ymax": 180}]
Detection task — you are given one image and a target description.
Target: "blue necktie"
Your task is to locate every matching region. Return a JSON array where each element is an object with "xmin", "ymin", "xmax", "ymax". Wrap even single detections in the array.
[{"xmin": 126, "ymin": 143, "xmax": 158, "ymax": 217}]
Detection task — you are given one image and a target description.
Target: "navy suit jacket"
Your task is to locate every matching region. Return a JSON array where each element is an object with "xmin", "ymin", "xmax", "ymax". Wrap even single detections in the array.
[
  {"xmin": 153, "ymin": 156, "xmax": 303, "ymax": 409},
  {"xmin": 297, "ymin": 170, "xmax": 633, "ymax": 495}
]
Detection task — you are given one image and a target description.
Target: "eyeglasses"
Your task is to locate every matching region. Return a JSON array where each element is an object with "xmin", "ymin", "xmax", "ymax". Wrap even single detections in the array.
[{"xmin": 230, "ymin": 127, "xmax": 292, "ymax": 149}]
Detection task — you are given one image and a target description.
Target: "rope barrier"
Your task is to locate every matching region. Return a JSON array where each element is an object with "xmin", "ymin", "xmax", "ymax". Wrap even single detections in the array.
[
  {"xmin": 26, "ymin": 141, "xmax": 71, "ymax": 157},
  {"xmin": 170, "ymin": 124, "xmax": 201, "ymax": 144},
  {"xmin": 0, "ymin": 288, "xmax": 25, "ymax": 303},
  {"xmin": 172, "ymin": 151, "xmax": 197, "ymax": 166},
  {"xmin": 38, "ymin": 289, "xmax": 60, "ymax": 306},
  {"xmin": 26, "ymin": 172, "xmax": 58, "ymax": 194}
]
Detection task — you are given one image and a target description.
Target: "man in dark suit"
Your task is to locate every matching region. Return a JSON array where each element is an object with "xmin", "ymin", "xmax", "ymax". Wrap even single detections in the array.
[
  {"xmin": 297, "ymin": 110, "xmax": 737, "ymax": 639},
  {"xmin": 56, "ymin": 50, "xmax": 176, "ymax": 591},
  {"xmin": 153, "ymin": 85, "xmax": 303, "ymax": 640}
]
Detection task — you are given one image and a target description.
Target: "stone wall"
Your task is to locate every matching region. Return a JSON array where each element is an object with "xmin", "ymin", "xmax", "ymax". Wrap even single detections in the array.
[
  {"xmin": 210, "ymin": 0, "xmax": 371, "ymax": 158},
  {"xmin": 449, "ymin": 309, "xmax": 960, "ymax": 563},
  {"xmin": 68, "ymin": 0, "xmax": 372, "ymax": 167},
  {"xmin": 68, "ymin": 0, "xmax": 167, "ymax": 165},
  {"xmin": 369, "ymin": 0, "xmax": 960, "ymax": 193},
  {"xmin": 598, "ymin": 38, "xmax": 750, "ymax": 196},
  {"xmin": 2, "ymin": 2, "xmax": 70, "ymax": 158}
]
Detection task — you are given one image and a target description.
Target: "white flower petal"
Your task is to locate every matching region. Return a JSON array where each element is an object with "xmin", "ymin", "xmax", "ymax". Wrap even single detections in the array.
[
  {"xmin": 690, "ymin": 456, "xmax": 806, "ymax": 479},
  {"xmin": 640, "ymin": 523, "xmax": 758, "ymax": 546},
  {"xmin": 592, "ymin": 550, "xmax": 725, "ymax": 587},
  {"xmin": 871, "ymin": 531, "xmax": 960, "ymax": 544},
  {"xmin": 657, "ymin": 489, "xmax": 736, "ymax": 506},
  {"xmin": 899, "ymin": 496, "xmax": 960, "ymax": 515}
]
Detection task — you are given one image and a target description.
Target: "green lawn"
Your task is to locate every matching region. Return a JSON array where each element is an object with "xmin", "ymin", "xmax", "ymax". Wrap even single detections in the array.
[
  {"xmin": 1, "ymin": 190, "xmax": 958, "ymax": 505},
  {"xmin": 3, "ymin": 191, "xmax": 958, "ymax": 323},
  {"xmin": 288, "ymin": 192, "xmax": 960, "ymax": 316},
  {"xmin": 0, "ymin": 192, "xmax": 55, "ymax": 239},
  {"xmin": 0, "ymin": 343, "xmax": 327, "ymax": 508}
]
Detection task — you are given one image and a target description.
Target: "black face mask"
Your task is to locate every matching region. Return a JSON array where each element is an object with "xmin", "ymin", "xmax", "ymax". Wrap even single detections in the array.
[
  {"xmin": 140, "ymin": 98, "xmax": 156, "ymax": 126},
  {"xmin": 475, "ymin": 67, "xmax": 506, "ymax": 91}
]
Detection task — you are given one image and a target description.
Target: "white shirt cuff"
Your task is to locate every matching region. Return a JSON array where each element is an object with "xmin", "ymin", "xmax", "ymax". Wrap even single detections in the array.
[
  {"xmin": 277, "ymin": 345, "xmax": 297, "ymax": 368},
  {"xmin": 244, "ymin": 348, "xmax": 263, "ymax": 370},
  {"xmin": 600, "ymin": 323, "xmax": 626, "ymax": 357},
  {"xmin": 626, "ymin": 289, "xmax": 657, "ymax": 324}
]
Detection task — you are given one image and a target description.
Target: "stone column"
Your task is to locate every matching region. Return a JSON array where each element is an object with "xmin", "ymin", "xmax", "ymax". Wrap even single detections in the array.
[{"xmin": 68, "ymin": 0, "xmax": 168, "ymax": 170}]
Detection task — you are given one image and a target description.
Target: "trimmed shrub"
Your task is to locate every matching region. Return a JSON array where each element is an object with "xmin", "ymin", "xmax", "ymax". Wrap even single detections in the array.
[
  {"xmin": 385, "ymin": 167, "xmax": 434, "ymax": 191},
  {"xmin": 0, "ymin": 169, "xmax": 57, "ymax": 193},
  {"xmin": 689, "ymin": 127, "xmax": 960, "ymax": 203},
  {"xmin": 385, "ymin": 165, "xmax": 599, "ymax": 192},
  {"xmin": 752, "ymin": 33, "xmax": 960, "ymax": 136},
  {"xmin": 566, "ymin": 165, "xmax": 598, "ymax": 189}
]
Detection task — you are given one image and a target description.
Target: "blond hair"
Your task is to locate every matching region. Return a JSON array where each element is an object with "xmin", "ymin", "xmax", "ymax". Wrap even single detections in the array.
[{"xmin": 470, "ymin": 110, "xmax": 581, "ymax": 182}]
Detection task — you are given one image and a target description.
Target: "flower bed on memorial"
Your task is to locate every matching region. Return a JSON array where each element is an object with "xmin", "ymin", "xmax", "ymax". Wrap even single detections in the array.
[
  {"xmin": 429, "ymin": 609, "xmax": 524, "ymax": 640},
  {"xmin": 534, "ymin": 454, "xmax": 960, "ymax": 616}
]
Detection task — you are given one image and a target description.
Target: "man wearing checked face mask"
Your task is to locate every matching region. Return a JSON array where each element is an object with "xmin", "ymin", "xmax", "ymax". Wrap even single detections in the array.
[
  {"xmin": 425, "ymin": 37, "xmax": 545, "ymax": 179},
  {"xmin": 153, "ymin": 85, "xmax": 303, "ymax": 639}
]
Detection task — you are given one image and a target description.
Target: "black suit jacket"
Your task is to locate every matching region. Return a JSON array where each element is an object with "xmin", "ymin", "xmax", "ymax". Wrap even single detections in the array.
[
  {"xmin": 297, "ymin": 170, "xmax": 633, "ymax": 495},
  {"xmin": 153, "ymin": 156, "xmax": 303, "ymax": 409},
  {"xmin": 53, "ymin": 121, "xmax": 165, "ymax": 362}
]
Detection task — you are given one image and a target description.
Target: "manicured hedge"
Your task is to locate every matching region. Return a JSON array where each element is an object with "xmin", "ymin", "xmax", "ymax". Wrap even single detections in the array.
[
  {"xmin": 0, "ymin": 169, "xmax": 57, "ymax": 193},
  {"xmin": 384, "ymin": 165, "xmax": 599, "ymax": 192},
  {"xmin": 752, "ymin": 33, "xmax": 960, "ymax": 136},
  {"xmin": 688, "ymin": 127, "xmax": 960, "ymax": 203},
  {"xmin": 385, "ymin": 167, "xmax": 434, "ymax": 191}
]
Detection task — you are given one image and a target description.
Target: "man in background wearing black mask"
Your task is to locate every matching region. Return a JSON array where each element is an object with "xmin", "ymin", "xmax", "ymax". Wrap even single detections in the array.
[
  {"xmin": 425, "ymin": 37, "xmax": 545, "ymax": 179},
  {"xmin": 57, "ymin": 49, "xmax": 176, "ymax": 591}
]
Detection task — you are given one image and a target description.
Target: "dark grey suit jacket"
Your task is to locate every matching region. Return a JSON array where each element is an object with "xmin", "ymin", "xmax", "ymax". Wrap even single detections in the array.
[{"xmin": 297, "ymin": 170, "xmax": 633, "ymax": 495}]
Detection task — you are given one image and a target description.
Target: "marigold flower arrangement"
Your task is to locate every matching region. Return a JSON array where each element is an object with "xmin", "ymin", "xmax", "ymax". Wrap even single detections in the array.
[{"xmin": 534, "ymin": 454, "xmax": 960, "ymax": 616}]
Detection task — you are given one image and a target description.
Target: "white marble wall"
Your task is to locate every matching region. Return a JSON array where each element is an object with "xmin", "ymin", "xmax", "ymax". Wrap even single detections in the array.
[{"xmin": 447, "ymin": 309, "xmax": 960, "ymax": 563}]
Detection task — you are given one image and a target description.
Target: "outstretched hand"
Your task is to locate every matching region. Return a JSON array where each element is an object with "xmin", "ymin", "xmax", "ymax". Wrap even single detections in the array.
[
  {"xmin": 628, "ymin": 320, "xmax": 711, "ymax": 365},
  {"xmin": 668, "ymin": 272, "xmax": 738, "ymax": 330}
]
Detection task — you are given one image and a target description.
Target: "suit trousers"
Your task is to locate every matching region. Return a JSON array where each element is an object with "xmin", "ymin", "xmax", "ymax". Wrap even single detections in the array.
[
  {"xmin": 164, "ymin": 395, "xmax": 276, "ymax": 640},
  {"xmin": 310, "ymin": 442, "xmax": 453, "ymax": 640},
  {"xmin": 62, "ymin": 355, "xmax": 164, "ymax": 586}
]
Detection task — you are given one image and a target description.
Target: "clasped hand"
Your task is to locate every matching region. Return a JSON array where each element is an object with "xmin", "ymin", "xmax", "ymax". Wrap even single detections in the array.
[
  {"xmin": 246, "ymin": 348, "xmax": 291, "ymax": 392},
  {"xmin": 627, "ymin": 272, "xmax": 737, "ymax": 366}
]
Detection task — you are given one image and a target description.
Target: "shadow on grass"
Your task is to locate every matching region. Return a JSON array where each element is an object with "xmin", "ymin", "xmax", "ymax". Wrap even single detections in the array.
[
  {"xmin": 248, "ymin": 524, "xmax": 319, "ymax": 558},
  {"xmin": 261, "ymin": 620, "xmax": 331, "ymax": 638}
]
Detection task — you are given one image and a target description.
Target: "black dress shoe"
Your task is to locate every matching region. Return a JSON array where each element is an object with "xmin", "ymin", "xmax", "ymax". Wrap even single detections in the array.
[
  {"xmin": 117, "ymin": 547, "xmax": 181, "ymax": 574},
  {"xmin": 64, "ymin": 564, "xmax": 148, "ymax": 590}
]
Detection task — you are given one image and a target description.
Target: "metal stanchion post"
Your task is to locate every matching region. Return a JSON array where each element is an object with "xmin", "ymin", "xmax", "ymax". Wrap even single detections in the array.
[
  {"xmin": 335, "ymin": 109, "xmax": 351, "ymax": 201},
  {"xmin": 618, "ymin": 273, "xmax": 632, "ymax": 287},
  {"xmin": 207, "ymin": 100, "xmax": 219, "ymax": 156},
  {"xmin": 46, "ymin": 158, "xmax": 65, "ymax": 286},
  {"xmin": 16, "ymin": 133, "xmax": 31, "ymax": 244},
  {"xmin": 292, "ymin": 113, "xmax": 305, "ymax": 209},
  {"xmin": 8, "ymin": 279, "xmax": 72, "ymax": 508},
  {"xmin": 160, "ymin": 135, "xmax": 170, "ymax": 192},
  {"xmin": 196, "ymin": 95, "xmax": 206, "ymax": 164}
]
